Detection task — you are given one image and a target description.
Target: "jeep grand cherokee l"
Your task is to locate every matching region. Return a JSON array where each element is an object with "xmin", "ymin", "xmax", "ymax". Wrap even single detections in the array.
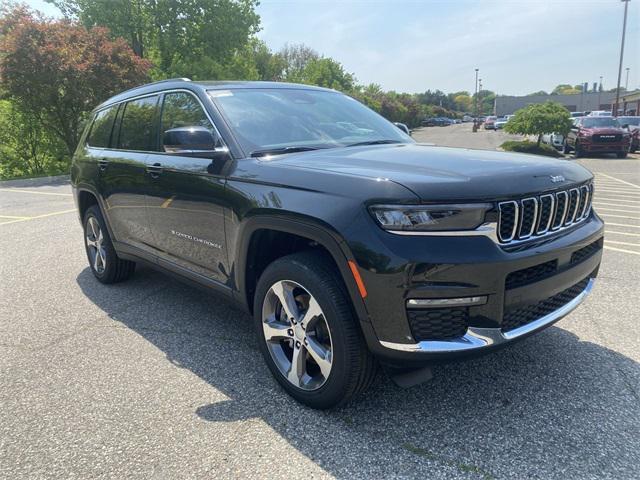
[
  {"xmin": 563, "ymin": 116, "xmax": 631, "ymax": 158},
  {"xmin": 71, "ymin": 79, "xmax": 604, "ymax": 409}
]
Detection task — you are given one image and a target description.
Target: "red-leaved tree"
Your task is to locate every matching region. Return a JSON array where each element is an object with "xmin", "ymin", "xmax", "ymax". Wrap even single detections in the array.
[{"xmin": 0, "ymin": 5, "xmax": 152, "ymax": 155}]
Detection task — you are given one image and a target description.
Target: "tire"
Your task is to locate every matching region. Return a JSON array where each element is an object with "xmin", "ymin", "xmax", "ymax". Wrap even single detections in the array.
[
  {"xmin": 83, "ymin": 205, "xmax": 135, "ymax": 284},
  {"xmin": 616, "ymin": 151, "xmax": 628, "ymax": 159},
  {"xmin": 574, "ymin": 142, "xmax": 584, "ymax": 158},
  {"xmin": 253, "ymin": 251, "xmax": 377, "ymax": 409},
  {"xmin": 562, "ymin": 140, "xmax": 572, "ymax": 155}
]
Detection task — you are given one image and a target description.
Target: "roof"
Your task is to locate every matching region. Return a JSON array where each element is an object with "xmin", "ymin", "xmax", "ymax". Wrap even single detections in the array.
[{"xmin": 95, "ymin": 79, "xmax": 336, "ymax": 111}]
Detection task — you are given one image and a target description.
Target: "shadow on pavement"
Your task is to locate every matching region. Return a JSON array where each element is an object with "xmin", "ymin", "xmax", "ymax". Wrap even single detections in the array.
[{"xmin": 77, "ymin": 265, "xmax": 639, "ymax": 479}]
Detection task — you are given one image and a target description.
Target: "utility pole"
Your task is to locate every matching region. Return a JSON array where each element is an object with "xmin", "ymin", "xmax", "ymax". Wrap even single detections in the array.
[
  {"xmin": 478, "ymin": 78, "xmax": 482, "ymax": 115},
  {"xmin": 614, "ymin": 0, "xmax": 630, "ymax": 117},
  {"xmin": 473, "ymin": 68, "xmax": 479, "ymax": 132}
]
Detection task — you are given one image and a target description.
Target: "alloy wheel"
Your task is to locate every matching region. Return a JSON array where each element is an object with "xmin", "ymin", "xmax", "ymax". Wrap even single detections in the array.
[
  {"xmin": 261, "ymin": 280, "xmax": 333, "ymax": 391},
  {"xmin": 85, "ymin": 216, "xmax": 106, "ymax": 274}
]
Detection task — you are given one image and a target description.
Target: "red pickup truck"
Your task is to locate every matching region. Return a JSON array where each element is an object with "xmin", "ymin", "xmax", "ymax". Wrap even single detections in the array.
[{"xmin": 563, "ymin": 116, "xmax": 631, "ymax": 158}]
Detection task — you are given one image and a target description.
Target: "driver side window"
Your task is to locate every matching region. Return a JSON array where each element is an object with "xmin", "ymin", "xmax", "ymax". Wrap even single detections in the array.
[{"xmin": 160, "ymin": 92, "xmax": 217, "ymax": 153}]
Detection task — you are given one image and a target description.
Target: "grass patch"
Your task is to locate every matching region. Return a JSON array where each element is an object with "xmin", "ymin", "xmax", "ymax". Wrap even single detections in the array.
[
  {"xmin": 402, "ymin": 443, "xmax": 495, "ymax": 480},
  {"xmin": 501, "ymin": 140, "xmax": 563, "ymax": 158}
]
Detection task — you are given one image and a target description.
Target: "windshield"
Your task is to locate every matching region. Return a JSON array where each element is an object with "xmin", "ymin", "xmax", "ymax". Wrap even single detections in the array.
[
  {"xmin": 208, "ymin": 88, "xmax": 411, "ymax": 155},
  {"xmin": 581, "ymin": 117, "xmax": 621, "ymax": 128},
  {"xmin": 619, "ymin": 117, "xmax": 640, "ymax": 126}
]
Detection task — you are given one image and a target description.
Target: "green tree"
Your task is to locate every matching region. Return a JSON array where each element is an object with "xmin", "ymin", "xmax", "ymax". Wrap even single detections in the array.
[
  {"xmin": 504, "ymin": 101, "xmax": 573, "ymax": 147},
  {"xmin": 49, "ymin": 0, "xmax": 260, "ymax": 77},
  {"xmin": 293, "ymin": 57, "xmax": 355, "ymax": 91},
  {"xmin": 552, "ymin": 84, "xmax": 580, "ymax": 95},
  {"xmin": 0, "ymin": 5, "xmax": 152, "ymax": 156}
]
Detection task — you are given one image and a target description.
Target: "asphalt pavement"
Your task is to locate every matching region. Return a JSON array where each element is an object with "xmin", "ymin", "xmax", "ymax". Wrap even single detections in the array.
[{"xmin": 1, "ymin": 135, "xmax": 639, "ymax": 479}]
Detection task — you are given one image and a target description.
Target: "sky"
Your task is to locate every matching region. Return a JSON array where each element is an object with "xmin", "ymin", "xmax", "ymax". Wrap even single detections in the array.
[{"xmin": 26, "ymin": 0, "xmax": 639, "ymax": 96}]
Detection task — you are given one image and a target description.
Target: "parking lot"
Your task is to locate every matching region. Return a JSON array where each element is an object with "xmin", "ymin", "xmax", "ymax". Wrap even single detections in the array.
[{"xmin": 1, "ymin": 145, "xmax": 639, "ymax": 478}]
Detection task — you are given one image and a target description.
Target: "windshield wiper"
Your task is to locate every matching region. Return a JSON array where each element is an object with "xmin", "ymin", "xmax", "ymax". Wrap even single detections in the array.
[
  {"xmin": 250, "ymin": 146, "xmax": 325, "ymax": 157},
  {"xmin": 345, "ymin": 139, "xmax": 403, "ymax": 147}
]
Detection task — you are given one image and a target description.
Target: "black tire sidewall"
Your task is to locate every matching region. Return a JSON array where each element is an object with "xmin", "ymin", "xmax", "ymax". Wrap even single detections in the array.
[
  {"xmin": 83, "ymin": 206, "xmax": 118, "ymax": 283},
  {"xmin": 253, "ymin": 253, "xmax": 364, "ymax": 409}
]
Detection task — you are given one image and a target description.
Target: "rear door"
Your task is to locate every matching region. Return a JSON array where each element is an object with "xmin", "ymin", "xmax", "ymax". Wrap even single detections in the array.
[
  {"xmin": 98, "ymin": 95, "xmax": 159, "ymax": 252},
  {"xmin": 144, "ymin": 91, "xmax": 230, "ymax": 284}
]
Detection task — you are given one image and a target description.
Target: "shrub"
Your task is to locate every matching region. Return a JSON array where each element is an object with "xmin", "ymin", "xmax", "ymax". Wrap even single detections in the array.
[{"xmin": 500, "ymin": 140, "xmax": 564, "ymax": 158}]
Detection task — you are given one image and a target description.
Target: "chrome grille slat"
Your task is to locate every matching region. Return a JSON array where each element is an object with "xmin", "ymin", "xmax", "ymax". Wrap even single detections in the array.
[{"xmin": 497, "ymin": 183, "xmax": 593, "ymax": 245}]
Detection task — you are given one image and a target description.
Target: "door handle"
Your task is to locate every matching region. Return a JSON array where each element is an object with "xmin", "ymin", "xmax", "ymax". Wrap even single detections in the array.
[
  {"xmin": 146, "ymin": 162, "xmax": 163, "ymax": 178},
  {"xmin": 98, "ymin": 158, "xmax": 108, "ymax": 171}
]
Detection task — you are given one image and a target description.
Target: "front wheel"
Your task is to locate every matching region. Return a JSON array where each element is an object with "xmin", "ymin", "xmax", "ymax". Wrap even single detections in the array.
[
  {"xmin": 616, "ymin": 151, "xmax": 628, "ymax": 159},
  {"xmin": 574, "ymin": 142, "xmax": 584, "ymax": 158},
  {"xmin": 563, "ymin": 140, "xmax": 572, "ymax": 154},
  {"xmin": 253, "ymin": 252, "xmax": 377, "ymax": 409}
]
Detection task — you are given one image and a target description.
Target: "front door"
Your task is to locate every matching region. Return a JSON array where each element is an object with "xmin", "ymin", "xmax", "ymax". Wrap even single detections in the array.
[{"xmin": 145, "ymin": 91, "xmax": 230, "ymax": 284}]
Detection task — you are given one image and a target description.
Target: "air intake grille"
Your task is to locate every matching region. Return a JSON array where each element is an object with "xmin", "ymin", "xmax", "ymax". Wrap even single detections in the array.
[
  {"xmin": 502, "ymin": 276, "xmax": 591, "ymax": 332},
  {"xmin": 505, "ymin": 260, "xmax": 558, "ymax": 290},
  {"xmin": 571, "ymin": 238, "xmax": 603, "ymax": 265},
  {"xmin": 407, "ymin": 308, "xmax": 468, "ymax": 341},
  {"xmin": 498, "ymin": 183, "xmax": 593, "ymax": 244}
]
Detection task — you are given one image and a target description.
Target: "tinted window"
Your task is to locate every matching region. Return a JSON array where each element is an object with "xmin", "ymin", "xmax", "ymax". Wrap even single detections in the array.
[
  {"xmin": 118, "ymin": 96, "xmax": 159, "ymax": 151},
  {"xmin": 87, "ymin": 106, "xmax": 118, "ymax": 148},
  {"xmin": 209, "ymin": 89, "xmax": 410, "ymax": 154},
  {"xmin": 160, "ymin": 92, "xmax": 216, "ymax": 152}
]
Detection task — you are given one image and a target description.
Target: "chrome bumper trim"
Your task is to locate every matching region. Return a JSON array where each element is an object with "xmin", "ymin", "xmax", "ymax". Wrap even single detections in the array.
[{"xmin": 379, "ymin": 278, "xmax": 595, "ymax": 353}]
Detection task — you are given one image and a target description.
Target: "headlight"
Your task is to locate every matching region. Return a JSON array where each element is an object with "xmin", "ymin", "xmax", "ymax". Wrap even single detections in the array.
[{"xmin": 369, "ymin": 204, "xmax": 492, "ymax": 232}]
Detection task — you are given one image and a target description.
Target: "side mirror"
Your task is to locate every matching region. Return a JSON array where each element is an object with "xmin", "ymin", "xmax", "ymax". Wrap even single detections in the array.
[
  {"xmin": 621, "ymin": 124, "xmax": 629, "ymax": 129},
  {"xmin": 163, "ymin": 126, "xmax": 228, "ymax": 159}
]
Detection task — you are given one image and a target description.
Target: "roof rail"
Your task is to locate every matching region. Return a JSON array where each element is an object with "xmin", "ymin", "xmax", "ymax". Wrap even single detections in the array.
[{"xmin": 113, "ymin": 77, "xmax": 192, "ymax": 98}]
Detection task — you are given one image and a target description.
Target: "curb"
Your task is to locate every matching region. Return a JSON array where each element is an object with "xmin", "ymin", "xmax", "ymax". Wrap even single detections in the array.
[{"xmin": 0, "ymin": 174, "xmax": 70, "ymax": 188}]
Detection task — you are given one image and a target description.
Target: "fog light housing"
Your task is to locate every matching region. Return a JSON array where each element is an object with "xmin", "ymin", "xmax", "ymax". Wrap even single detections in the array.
[{"xmin": 406, "ymin": 296, "xmax": 488, "ymax": 308}]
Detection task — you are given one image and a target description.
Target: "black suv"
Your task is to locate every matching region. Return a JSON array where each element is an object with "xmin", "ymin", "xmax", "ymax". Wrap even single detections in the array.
[{"xmin": 72, "ymin": 79, "xmax": 604, "ymax": 408}]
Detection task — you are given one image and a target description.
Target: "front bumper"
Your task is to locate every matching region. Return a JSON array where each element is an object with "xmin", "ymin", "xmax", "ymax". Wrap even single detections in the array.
[
  {"xmin": 581, "ymin": 140, "xmax": 630, "ymax": 153},
  {"xmin": 380, "ymin": 278, "xmax": 594, "ymax": 354},
  {"xmin": 347, "ymin": 212, "xmax": 604, "ymax": 365}
]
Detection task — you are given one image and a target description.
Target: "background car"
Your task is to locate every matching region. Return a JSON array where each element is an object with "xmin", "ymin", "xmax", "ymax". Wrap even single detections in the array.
[
  {"xmin": 484, "ymin": 115, "xmax": 497, "ymax": 129},
  {"xmin": 494, "ymin": 116, "xmax": 508, "ymax": 129},
  {"xmin": 588, "ymin": 110, "xmax": 612, "ymax": 117},
  {"xmin": 542, "ymin": 132, "xmax": 565, "ymax": 150},
  {"xmin": 564, "ymin": 116, "xmax": 630, "ymax": 158},
  {"xmin": 618, "ymin": 116, "xmax": 640, "ymax": 152},
  {"xmin": 393, "ymin": 122, "xmax": 411, "ymax": 136}
]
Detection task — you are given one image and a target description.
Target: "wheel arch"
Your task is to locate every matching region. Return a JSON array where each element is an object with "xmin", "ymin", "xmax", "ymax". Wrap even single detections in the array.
[{"xmin": 233, "ymin": 215, "xmax": 370, "ymax": 325}]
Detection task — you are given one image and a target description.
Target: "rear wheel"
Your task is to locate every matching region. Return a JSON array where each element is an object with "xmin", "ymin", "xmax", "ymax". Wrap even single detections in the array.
[
  {"xmin": 563, "ymin": 140, "xmax": 572, "ymax": 154},
  {"xmin": 616, "ymin": 151, "xmax": 628, "ymax": 159},
  {"xmin": 253, "ymin": 251, "xmax": 376, "ymax": 409},
  {"xmin": 83, "ymin": 205, "xmax": 135, "ymax": 284}
]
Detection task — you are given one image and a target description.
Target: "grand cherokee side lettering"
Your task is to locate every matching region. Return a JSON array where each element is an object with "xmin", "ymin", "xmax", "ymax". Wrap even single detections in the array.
[{"xmin": 170, "ymin": 230, "xmax": 222, "ymax": 249}]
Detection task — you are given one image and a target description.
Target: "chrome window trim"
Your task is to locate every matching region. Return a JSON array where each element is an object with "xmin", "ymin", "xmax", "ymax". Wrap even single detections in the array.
[
  {"xmin": 498, "ymin": 201, "xmax": 519, "ymax": 242},
  {"xmin": 518, "ymin": 197, "xmax": 538, "ymax": 239},
  {"xmin": 379, "ymin": 279, "xmax": 595, "ymax": 353},
  {"xmin": 536, "ymin": 194, "xmax": 554, "ymax": 234}
]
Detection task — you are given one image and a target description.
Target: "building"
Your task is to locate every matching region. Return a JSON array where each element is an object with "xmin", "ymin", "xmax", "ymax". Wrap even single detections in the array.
[
  {"xmin": 621, "ymin": 90, "xmax": 640, "ymax": 115},
  {"xmin": 494, "ymin": 90, "xmax": 639, "ymax": 116}
]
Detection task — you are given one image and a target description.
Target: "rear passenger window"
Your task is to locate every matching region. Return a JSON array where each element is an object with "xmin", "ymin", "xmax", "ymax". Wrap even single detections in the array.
[
  {"xmin": 87, "ymin": 106, "xmax": 117, "ymax": 148},
  {"xmin": 160, "ymin": 92, "xmax": 216, "ymax": 152},
  {"xmin": 118, "ymin": 96, "xmax": 159, "ymax": 151}
]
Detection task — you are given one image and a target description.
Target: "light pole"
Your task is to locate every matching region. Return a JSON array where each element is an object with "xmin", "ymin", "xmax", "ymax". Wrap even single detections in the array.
[
  {"xmin": 625, "ymin": 67, "xmax": 630, "ymax": 90},
  {"xmin": 479, "ymin": 78, "xmax": 483, "ymax": 115},
  {"xmin": 473, "ymin": 68, "xmax": 479, "ymax": 132},
  {"xmin": 598, "ymin": 75, "xmax": 603, "ymax": 108},
  {"xmin": 614, "ymin": 0, "xmax": 630, "ymax": 117}
]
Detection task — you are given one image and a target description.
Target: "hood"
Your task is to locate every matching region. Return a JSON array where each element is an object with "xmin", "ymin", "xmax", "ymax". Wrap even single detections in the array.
[
  {"xmin": 269, "ymin": 143, "xmax": 593, "ymax": 201},
  {"xmin": 582, "ymin": 127, "xmax": 625, "ymax": 135}
]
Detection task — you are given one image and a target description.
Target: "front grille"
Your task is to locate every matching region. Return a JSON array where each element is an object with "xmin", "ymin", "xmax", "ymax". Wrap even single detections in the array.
[
  {"xmin": 502, "ymin": 276, "xmax": 590, "ymax": 332},
  {"xmin": 593, "ymin": 134, "xmax": 621, "ymax": 143},
  {"xmin": 505, "ymin": 259, "xmax": 558, "ymax": 290},
  {"xmin": 498, "ymin": 183, "xmax": 593, "ymax": 244},
  {"xmin": 408, "ymin": 308, "xmax": 468, "ymax": 341},
  {"xmin": 571, "ymin": 238, "xmax": 603, "ymax": 265}
]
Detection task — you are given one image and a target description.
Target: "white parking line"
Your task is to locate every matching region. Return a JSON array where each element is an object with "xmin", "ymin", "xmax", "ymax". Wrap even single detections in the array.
[
  {"xmin": 604, "ymin": 222, "xmax": 640, "ymax": 229},
  {"xmin": 604, "ymin": 245, "xmax": 640, "ymax": 255},
  {"xmin": 605, "ymin": 239, "xmax": 640, "ymax": 247},
  {"xmin": 594, "ymin": 206, "xmax": 640, "ymax": 214},
  {"xmin": 605, "ymin": 230, "xmax": 640, "ymax": 237},
  {"xmin": 597, "ymin": 173, "xmax": 640, "ymax": 189},
  {"xmin": 0, "ymin": 188, "xmax": 73, "ymax": 197},
  {"xmin": 593, "ymin": 188, "xmax": 640, "ymax": 195},
  {"xmin": 595, "ymin": 197, "xmax": 640, "ymax": 204},
  {"xmin": 599, "ymin": 213, "xmax": 640, "ymax": 220}
]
